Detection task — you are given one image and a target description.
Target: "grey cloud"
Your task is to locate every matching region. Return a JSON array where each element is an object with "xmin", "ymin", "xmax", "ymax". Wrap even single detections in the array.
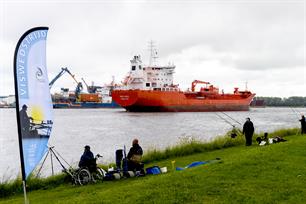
[{"xmin": 1, "ymin": 1, "xmax": 305, "ymax": 96}]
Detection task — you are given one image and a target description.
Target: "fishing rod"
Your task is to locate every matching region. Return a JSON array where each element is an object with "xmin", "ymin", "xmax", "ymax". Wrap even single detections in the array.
[
  {"xmin": 289, "ymin": 107, "xmax": 306, "ymax": 136},
  {"xmin": 31, "ymin": 119, "xmax": 43, "ymax": 124},
  {"xmin": 220, "ymin": 112, "xmax": 242, "ymax": 125},
  {"xmin": 215, "ymin": 112, "xmax": 236, "ymax": 128},
  {"xmin": 290, "ymin": 107, "xmax": 303, "ymax": 120},
  {"xmin": 214, "ymin": 112, "xmax": 243, "ymax": 138}
]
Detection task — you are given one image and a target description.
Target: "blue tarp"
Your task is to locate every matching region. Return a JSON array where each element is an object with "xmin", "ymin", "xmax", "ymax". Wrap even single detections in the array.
[
  {"xmin": 175, "ymin": 158, "xmax": 221, "ymax": 171},
  {"xmin": 176, "ymin": 161, "xmax": 207, "ymax": 171}
]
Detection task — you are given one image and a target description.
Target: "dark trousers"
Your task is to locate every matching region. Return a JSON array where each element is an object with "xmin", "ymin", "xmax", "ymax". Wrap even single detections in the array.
[
  {"xmin": 245, "ymin": 134, "xmax": 253, "ymax": 146},
  {"xmin": 127, "ymin": 160, "xmax": 144, "ymax": 172},
  {"xmin": 302, "ymin": 126, "xmax": 306, "ymax": 134}
]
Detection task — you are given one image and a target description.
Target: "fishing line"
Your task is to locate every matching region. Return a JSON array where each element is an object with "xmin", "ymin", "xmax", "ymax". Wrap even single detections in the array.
[
  {"xmin": 31, "ymin": 118, "xmax": 43, "ymax": 123},
  {"xmin": 215, "ymin": 112, "xmax": 236, "ymax": 127},
  {"xmin": 289, "ymin": 107, "xmax": 304, "ymax": 135},
  {"xmin": 290, "ymin": 107, "xmax": 302, "ymax": 120},
  {"xmin": 215, "ymin": 112, "xmax": 243, "ymax": 138},
  {"xmin": 220, "ymin": 112, "xmax": 242, "ymax": 125}
]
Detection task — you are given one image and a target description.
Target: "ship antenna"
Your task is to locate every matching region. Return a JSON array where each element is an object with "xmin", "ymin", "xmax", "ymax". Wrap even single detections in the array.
[
  {"xmin": 111, "ymin": 75, "xmax": 115, "ymax": 86},
  {"xmin": 245, "ymin": 81, "xmax": 248, "ymax": 91},
  {"xmin": 148, "ymin": 40, "xmax": 158, "ymax": 66}
]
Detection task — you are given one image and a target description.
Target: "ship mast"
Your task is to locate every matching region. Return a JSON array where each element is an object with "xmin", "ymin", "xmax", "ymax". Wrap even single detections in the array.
[{"xmin": 148, "ymin": 40, "xmax": 158, "ymax": 66}]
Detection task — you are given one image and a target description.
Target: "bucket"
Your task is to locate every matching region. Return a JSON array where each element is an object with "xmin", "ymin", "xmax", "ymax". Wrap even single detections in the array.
[
  {"xmin": 126, "ymin": 171, "xmax": 135, "ymax": 177},
  {"xmin": 113, "ymin": 173, "xmax": 121, "ymax": 180},
  {"xmin": 160, "ymin": 167, "xmax": 167, "ymax": 173}
]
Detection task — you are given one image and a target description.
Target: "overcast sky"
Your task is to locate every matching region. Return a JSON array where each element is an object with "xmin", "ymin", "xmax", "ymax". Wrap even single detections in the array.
[{"xmin": 0, "ymin": 0, "xmax": 305, "ymax": 97}]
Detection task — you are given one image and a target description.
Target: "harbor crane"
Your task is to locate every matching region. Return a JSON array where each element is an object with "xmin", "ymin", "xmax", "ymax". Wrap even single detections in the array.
[
  {"xmin": 49, "ymin": 67, "xmax": 79, "ymax": 89},
  {"xmin": 49, "ymin": 67, "xmax": 83, "ymax": 99},
  {"xmin": 81, "ymin": 78, "xmax": 102, "ymax": 94}
]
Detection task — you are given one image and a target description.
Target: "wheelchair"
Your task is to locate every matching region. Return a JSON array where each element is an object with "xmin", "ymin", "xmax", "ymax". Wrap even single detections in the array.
[{"xmin": 73, "ymin": 154, "xmax": 105, "ymax": 185}]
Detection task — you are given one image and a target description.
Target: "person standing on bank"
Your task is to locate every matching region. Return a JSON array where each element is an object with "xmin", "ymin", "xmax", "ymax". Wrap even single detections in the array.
[
  {"xmin": 243, "ymin": 117, "xmax": 254, "ymax": 146},
  {"xmin": 300, "ymin": 115, "xmax": 306, "ymax": 134}
]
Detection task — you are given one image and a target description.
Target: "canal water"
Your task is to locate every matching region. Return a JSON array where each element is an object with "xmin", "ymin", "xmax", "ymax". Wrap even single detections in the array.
[{"xmin": 0, "ymin": 107, "xmax": 305, "ymax": 180}]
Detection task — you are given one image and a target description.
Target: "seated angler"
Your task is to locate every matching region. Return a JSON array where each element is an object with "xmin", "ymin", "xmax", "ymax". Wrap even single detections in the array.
[
  {"xmin": 127, "ymin": 139, "xmax": 144, "ymax": 174},
  {"xmin": 256, "ymin": 132, "xmax": 269, "ymax": 145},
  {"xmin": 79, "ymin": 145, "xmax": 96, "ymax": 173}
]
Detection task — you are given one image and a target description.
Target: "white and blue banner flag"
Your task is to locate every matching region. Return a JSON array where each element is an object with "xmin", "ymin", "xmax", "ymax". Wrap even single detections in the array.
[{"xmin": 14, "ymin": 27, "xmax": 53, "ymax": 179}]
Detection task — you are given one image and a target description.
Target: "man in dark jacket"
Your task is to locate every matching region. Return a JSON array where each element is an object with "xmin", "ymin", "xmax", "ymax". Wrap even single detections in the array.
[
  {"xmin": 79, "ymin": 145, "xmax": 96, "ymax": 172},
  {"xmin": 300, "ymin": 115, "xmax": 306, "ymax": 134},
  {"xmin": 127, "ymin": 139, "xmax": 143, "ymax": 172},
  {"xmin": 19, "ymin": 104, "xmax": 33, "ymax": 137},
  {"xmin": 243, "ymin": 117, "xmax": 254, "ymax": 146}
]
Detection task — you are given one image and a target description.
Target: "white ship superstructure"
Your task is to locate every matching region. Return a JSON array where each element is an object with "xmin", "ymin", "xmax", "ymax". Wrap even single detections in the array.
[{"xmin": 124, "ymin": 55, "xmax": 176, "ymax": 91}]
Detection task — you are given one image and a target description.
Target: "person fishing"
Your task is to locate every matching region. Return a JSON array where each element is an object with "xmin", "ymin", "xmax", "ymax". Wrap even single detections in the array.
[
  {"xmin": 256, "ymin": 132, "xmax": 269, "ymax": 145},
  {"xmin": 299, "ymin": 115, "xmax": 306, "ymax": 134},
  {"xmin": 127, "ymin": 139, "xmax": 144, "ymax": 173},
  {"xmin": 79, "ymin": 145, "xmax": 96, "ymax": 172},
  {"xmin": 243, "ymin": 117, "xmax": 254, "ymax": 146},
  {"xmin": 19, "ymin": 104, "xmax": 33, "ymax": 137}
]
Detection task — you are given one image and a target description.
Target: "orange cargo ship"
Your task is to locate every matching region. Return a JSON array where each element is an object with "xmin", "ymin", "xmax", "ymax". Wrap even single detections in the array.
[{"xmin": 112, "ymin": 54, "xmax": 255, "ymax": 112}]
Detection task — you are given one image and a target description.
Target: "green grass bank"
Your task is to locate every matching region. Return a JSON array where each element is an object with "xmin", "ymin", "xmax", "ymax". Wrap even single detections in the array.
[{"xmin": 1, "ymin": 128, "xmax": 305, "ymax": 203}]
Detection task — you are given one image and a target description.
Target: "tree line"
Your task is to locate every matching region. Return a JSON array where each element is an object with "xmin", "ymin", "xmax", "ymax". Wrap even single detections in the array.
[{"xmin": 254, "ymin": 96, "xmax": 306, "ymax": 107}]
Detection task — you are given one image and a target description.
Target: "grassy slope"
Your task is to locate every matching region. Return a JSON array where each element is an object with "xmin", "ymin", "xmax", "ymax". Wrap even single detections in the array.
[{"xmin": 1, "ymin": 135, "xmax": 306, "ymax": 204}]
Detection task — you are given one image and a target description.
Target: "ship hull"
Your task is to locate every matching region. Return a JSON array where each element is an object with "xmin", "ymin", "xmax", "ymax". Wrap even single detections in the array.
[{"xmin": 112, "ymin": 90, "xmax": 255, "ymax": 112}]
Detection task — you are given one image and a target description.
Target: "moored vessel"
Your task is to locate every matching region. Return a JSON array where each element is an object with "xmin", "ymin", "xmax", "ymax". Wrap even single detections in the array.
[{"xmin": 50, "ymin": 67, "xmax": 120, "ymax": 108}]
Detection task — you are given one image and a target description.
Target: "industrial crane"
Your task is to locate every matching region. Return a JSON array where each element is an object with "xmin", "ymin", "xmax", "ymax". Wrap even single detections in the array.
[
  {"xmin": 49, "ymin": 67, "xmax": 78, "ymax": 88},
  {"xmin": 49, "ymin": 67, "xmax": 83, "ymax": 99},
  {"xmin": 81, "ymin": 78, "xmax": 102, "ymax": 94},
  {"xmin": 191, "ymin": 80, "xmax": 210, "ymax": 92}
]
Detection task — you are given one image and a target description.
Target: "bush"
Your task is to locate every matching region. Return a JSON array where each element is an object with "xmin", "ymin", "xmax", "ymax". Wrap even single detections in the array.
[
  {"xmin": 0, "ymin": 174, "xmax": 69, "ymax": 198},
  {"xmin": 0, "ymin": 179, "xmax": 23, "ymax": 198}
]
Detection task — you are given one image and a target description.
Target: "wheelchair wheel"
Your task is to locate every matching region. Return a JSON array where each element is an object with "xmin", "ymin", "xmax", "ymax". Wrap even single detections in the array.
[
  {"xmin": 93, "ymin": 167, "xmax": 104, "ymax": 182},
  {"xmin": 77, "ymin": 168, "xmax": 91, "ymax": 185}
]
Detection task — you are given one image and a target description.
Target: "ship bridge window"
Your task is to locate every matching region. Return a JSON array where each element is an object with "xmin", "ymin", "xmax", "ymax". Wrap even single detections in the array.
[
  {"xmin": 152, "ymin": 83, "xmax": 157, "ymax": 87},
  {"xmin": 139, "ymin": 65, "xmax": 142, "ymax": 70},
  {"xmin": 132, "ymin": 66, "xmax": 136, "ymax": 71},
  {"xmin": 146, "ymin": 83, "xmax": 150, "ymax": 87}
]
